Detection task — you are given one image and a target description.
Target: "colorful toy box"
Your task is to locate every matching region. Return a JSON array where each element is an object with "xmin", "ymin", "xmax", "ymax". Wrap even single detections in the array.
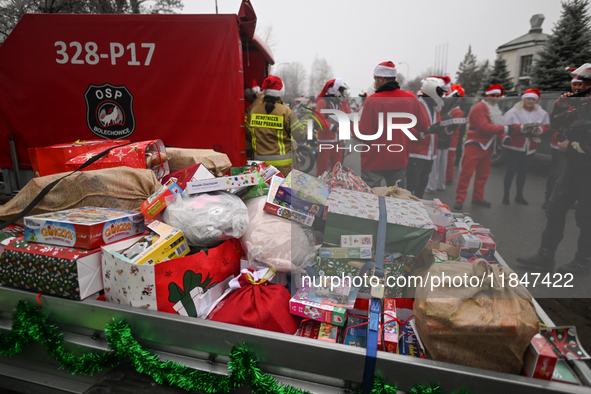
[
  {"xmin": 523, "ymin": 334, "xmax": 557, "ymax": 380},
  {"xmin": 24, "ymin": 207, "xmax": 144, "ymax": 249},
  {"xmin": 289, "ymin": 286, "xmax": 358, "ymax": 327},
  {"xmin": 140, "ymin": 178, "xmax": 183, "ymax": 219}
]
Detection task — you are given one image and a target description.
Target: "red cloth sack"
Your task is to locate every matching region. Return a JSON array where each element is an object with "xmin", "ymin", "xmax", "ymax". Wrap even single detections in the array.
[{"xmin": 209, "ymin": 268, "xmax": 300, "ymax": 334}]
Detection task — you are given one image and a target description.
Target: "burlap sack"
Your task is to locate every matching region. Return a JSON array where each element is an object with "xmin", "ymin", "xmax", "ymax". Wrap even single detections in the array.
[
  {"xmin": 166, "ymin": 148, "xmax": 231, "ymax": 176},
  {"xmin": 373, "ymin": 180, "xmax": 420, "ymax": 202},
  {"xmin": 413, "ymin": 259, "xmax": 539, "ymax": 374},
  {"xmin": 0, "ymin": 168, "xmax": 160, "ymax": 223}
]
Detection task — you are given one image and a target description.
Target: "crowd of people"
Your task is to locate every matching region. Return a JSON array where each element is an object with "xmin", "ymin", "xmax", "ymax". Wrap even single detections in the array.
[{"xmin": 242, "ymin": 61, "xmax": 591, "ymax": 276}]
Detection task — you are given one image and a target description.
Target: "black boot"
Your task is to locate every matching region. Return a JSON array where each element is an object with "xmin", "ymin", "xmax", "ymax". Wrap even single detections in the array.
[
  {"xmin": 557, "ymin": 258, "xmax": 591, "ymax": 275},
  {"xmin": 516, "ymin": 249, "xmax": 555, "ymax": 271},
  {"xmin": 515, "ymin": 194, "xmax": 528, "ymax": 205},
  {"xmin": 452, "ymin": 201, "xmax": 463, "ymax": 211},
  {"xmin": 502, "ymin": 192, "xmax": 510, "ymax": 205}
]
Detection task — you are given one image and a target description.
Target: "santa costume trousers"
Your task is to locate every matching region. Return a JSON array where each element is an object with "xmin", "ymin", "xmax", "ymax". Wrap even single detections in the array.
[
  {"xmin": 455, "ymin": 143, "xmax": 492, "ymax": 203},
  {"xmin": 446, "ymin": 149, "xmax": 456, "ymax": 182},
  {"xmin": 427, "ymin": 148, "xmax": 448, "ymax": 191},
  {"xmin": 316, "ymin": 143, "xmax": 343, "ymax": 177},
  {"xmin": 407, "ymin": 157, "xmax": 434, "ymax": 199}
]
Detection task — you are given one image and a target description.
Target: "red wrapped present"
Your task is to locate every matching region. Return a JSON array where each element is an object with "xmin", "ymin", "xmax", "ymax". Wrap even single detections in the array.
[
  {"xmin": 65, "ymin": 140, "xmax": 169, "ymax": 180},
  {"xmin": 28, "ymin": 139, "xmax": 130, "ymax": 177}
]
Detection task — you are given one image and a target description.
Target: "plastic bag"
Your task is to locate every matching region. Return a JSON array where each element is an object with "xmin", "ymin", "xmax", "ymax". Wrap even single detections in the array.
[
  {"xmin": 240, "ymin": 196, "xmax": 315, "ymax": 272},
  {"xmin": 320, "ymin": 162, "xmax": 375, "ymax": 194},
  {"xmin": 163, "ymin": 191, "xmax": 249, "ymax": 247}
]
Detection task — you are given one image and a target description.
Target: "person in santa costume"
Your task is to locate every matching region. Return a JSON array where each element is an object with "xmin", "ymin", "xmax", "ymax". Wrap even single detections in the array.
[
  {"xmin": 443, "ymin": 84, "xmax": 466, "ymax": 185},
  {"xmin": 453, "ymin": 84, "xmax": 520, "ymax": 210},
  {"xmin": 425, "ymin": 82, "xmax": 465, "ymax": 192},
  {"xmin": 407, "ymin": 77, "xmax": 450, "ymax": 198},
  {"xmin": 358, "ymin": 61, "xmax": 430, "ymax": 188},
  {"xmin": 543, "ymin": 69, "xmax": 583, "ymax": 209},
  {"xmin": 501, "ymin": 88, "xmax": 550, "ymax": 205},
  {"xmin": 315, "ymin": 78, "xmax": 352, "ymax": 177},
  {"xmin": 246, "ymin": 75, "xmax": 293, "ymax": 176}
]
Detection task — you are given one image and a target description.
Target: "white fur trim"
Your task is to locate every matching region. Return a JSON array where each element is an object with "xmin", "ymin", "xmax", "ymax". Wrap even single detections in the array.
[
  {"xmin": 522, "ymin": 92, "xmax": 539, "ymax": 99},
  {"xmin": 374, "ymin": 65, "xmax": 397, "ymax": 78},
  {"xmin": 486, "ymin": 89, "xmax": 502, "ymax": 95},
  {"xmin": 327, "ymin": 78, "xmax": 343, "ymax": 95},
  {"xmin": 263, "ymin": 86, "xmax": 285, "ymax": 97},
  {"xmin": 572, "ymin": 77, "xmax": 583, "ymax": 83}
]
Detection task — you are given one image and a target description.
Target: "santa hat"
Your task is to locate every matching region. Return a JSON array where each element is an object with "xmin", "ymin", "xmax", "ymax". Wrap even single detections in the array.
[
  {"xmin": 326, "ymin": 78, "xmax": 348, "ymax": 95},
  {"xmin": 485, "ymin": 84, "xmax": 504, "ymax": 96},
  {"xmin": 373, "ymin": 61, "xmax": 397, "ymax": 78},
  {"xmin": 567, "ymin": 67, "xmax": 583, "ymax": 83},
  {"xmin": 244, "ymin": 79, "xmax": 260, "ymax": 96},
  {"xmin": 522, "ymin": 88, "xmax": 540, "ymax": 99},
  {"xmin": 260, "ymin": 75, "xmax": 285, "ymax": 97},
  {"xmin": 570, "ymin": 63, "xmax": 591, "ymax": 81},
  {"xmin": 428, "ymin": 75, "xmax": 452, "ymax": 90},
  {"xmin": 448, "ymin": 84, "xmax": 465, "ymax": 97}
]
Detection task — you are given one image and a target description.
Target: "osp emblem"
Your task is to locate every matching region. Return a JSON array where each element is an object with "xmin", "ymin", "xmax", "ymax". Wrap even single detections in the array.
[{"xmin": 84, "ymin": 83, "xmax": 135, "ymax": 139}]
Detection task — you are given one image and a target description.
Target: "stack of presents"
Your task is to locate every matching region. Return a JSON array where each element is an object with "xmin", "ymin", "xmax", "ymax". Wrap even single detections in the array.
[{"xmin": 0, "ymin": 140, "xmax": 588, "ymax": 386}]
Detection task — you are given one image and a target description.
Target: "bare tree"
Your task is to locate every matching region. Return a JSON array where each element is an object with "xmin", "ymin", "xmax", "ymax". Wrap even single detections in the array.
[
  {"xmin": 275, "ymin": 62, "xmax": 307, "ymax": 105},
  {"xmin": 308, "ymin": 57, "xmax": 333, "ymax": 96},
  {"xmin": 256, "ymin": 24, "xmax": 277, "ymax": 52},
  {"xmin": 129, "ymin": 0, "xmax": 182, "ymax": 14},
  {"xmin": 0, "ymin": 0, "xmax": 183, "ymax": 43}
]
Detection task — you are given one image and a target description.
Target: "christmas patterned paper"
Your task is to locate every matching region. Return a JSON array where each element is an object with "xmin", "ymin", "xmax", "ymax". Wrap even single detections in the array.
[
  {"xmin": 541, "ymin": 326, "xmax": 591, "ymax": 360},
  {"xmin": 326, "ymin": 189, "xmax": 435, "ymax": 229},
  {"xmin": 0, "ymin": 238, "xmax": 102, "ymax": 300},
  {"xmin": 323, "ymin": 189, "xmax": 435, "ymax": 256}
]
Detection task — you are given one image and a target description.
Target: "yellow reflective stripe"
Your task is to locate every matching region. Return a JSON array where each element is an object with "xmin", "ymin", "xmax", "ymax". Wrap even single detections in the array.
[
  {"xmin": 266, "ymin": 158, "xmax": 292, "ymax": 166},
  {"xmin": 277, "ymin": 128, "xmax": 285, "ymax": 155}
]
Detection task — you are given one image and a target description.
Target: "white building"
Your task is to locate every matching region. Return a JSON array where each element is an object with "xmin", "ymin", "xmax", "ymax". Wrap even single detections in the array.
[{"xmin": 496, "ymin": 14, "xmax": 550, "ymax": 93}]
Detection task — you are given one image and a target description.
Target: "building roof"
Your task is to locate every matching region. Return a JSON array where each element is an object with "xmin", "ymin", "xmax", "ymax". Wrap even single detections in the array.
[{"xmin": 497, "ymin": 31, "xmax": 549, "ymax": 51}]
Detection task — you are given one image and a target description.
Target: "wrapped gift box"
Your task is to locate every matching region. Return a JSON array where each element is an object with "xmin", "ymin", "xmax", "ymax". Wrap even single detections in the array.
[
  {"xmin": 421, "ymin": 198, "xmax": 453, "ymax": 227},
  {"xmin": 24, "ymin": 207, "xmax": 145, "ymax": 250},
  {"xmin": 65, "ymin": 140, "xmax": 169, "ymax": 180},
  {"xmin": 0, "ymin": 237, "xmax": 131, "ymax": 300},
  {"xmin": 523, "ymin": 334, "xmax": 557, "ymax": 380},
  {"xmin": 312, "ymin": 254, "xmax": 406, "ymax": 298},
  {"xmin": 28, "ymin": 139, "xmax": 130, "ymax": 177},
  {"xmin": 102, "ymin": 237, "xmax": 242, "ymax": 314},
  {"xmin": 140, "ymin": 179, "xmax": 183, "ymax": 219},
  {"xmin": 263, "ymin": 175, "xmax": 314, "ymax": 227},
  {"xmin": 289, "ymin": 285, "xmax": 358, "ymax": 327},
  {"xmin": 551, "ymin": 360, "xmax": 583, "ymax": 385},
  {"xmin": 323, "ymin": 189, "xmax": 435, "ymax": 256}
]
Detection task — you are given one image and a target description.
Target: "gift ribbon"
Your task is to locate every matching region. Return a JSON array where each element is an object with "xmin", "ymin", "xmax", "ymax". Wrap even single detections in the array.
[
  {"xmin": 422, "ymin": 201, "xmax": 451, "ymax": 214},
  {"xmin": 445, "ymin": 227, "xmax": 493, "ymax": 242},
  {"xmin": 245, "ymin": 266, "xmax": 277, "ymax": 285},
  {"xmin": 361, "ymin": 195, "xmax": 387, "ymax": 394}
]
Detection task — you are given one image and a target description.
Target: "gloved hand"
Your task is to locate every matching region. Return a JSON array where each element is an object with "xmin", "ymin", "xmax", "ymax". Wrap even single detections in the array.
[
  {"xmin": 502, "ymin": 135, "xmax": 512, "ymax": 146},
  {"xmin": 426, "ymin": 122, "xmax": 443, "ymax": 134}
]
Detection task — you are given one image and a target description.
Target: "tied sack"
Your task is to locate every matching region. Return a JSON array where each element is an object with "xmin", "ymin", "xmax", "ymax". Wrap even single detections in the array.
[
  {"xmin": 0, "ymin": 168, "xmax": 160, "ymax": 223},
  {"xmin": 413, "ymin": 259, "xmax": 540, "ymax": 374},
  {"xmin": 373, "ymin": 180, "xmax": 420, "ymax": 202},
  {"xmin": 208, "ymin": 268, "xmax": 301, "ymax": 334}
]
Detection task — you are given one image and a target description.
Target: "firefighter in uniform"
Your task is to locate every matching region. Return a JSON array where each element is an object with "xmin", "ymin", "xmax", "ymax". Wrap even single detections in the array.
[
  {"xmin": 246, "ymin": 75, "xmax": 293, "ymax": 176},
  {"xmin": 244, "ymin": 79, "xmax": 262, "ymax": 159},
  {"xmin": 517, "ymin": 63, "xmax": 591, "ymax": 275}
]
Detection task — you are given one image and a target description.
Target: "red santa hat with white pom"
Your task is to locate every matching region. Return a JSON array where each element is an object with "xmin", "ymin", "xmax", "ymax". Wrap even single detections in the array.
[
  {"xmin": 485, "ymin": 84, "xmax": 504, "ymax": 96},
  {"xmin": 260, "ymin": 75, "xmax": 285, "ymax": 97},
  {"xmin": 522, "ymin": 88, "xmax": 540, "ymax": 99},
  {"xmin": 373, "ymin": 61, "xmax": 397, "ymax": 78},
  {"xmin": 244, "ymin": 79, "xmax": 260, "ymax": 96}
]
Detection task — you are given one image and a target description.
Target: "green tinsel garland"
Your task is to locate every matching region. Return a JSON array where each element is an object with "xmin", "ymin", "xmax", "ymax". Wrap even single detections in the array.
[{"xmin": 0, "ymin": 301, "xmax": 469, "ymax": 394}]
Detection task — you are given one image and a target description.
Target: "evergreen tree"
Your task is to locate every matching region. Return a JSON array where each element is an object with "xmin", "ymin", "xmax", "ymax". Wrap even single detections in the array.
[
  {"xmin": 476, "ymin": 59, "xmax": 492, "ymax": 94},
  {"xmin": 531, "ymin": 0, "xmax": 591, "ymax": 91},
  {"xmin": 456, "ymin": 46, "xmax": 481, "ymax": 96},
  {"xmin": 485, "ymin": 58, "xmax": 514, "ymax": 92}
]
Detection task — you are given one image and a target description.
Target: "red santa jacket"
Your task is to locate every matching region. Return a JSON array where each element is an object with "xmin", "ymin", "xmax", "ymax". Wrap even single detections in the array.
[
  {"xmin": 358, "ymin": 88, "xmax": 430, "ymax": 171},
  {"xmin": 408, "ymin": 97, "xmax": 444, "ymax": 160},
  {"xmin": 447, "ymin": 106, "xmax": 464, "ymax": 152},
  {"xmin": 466, "ymin": 100, "xmax": 507, "ymax": 150},
  {"xmin": 501, "ymin": 105, "xmax": 550, "ymax": 154},
  {"xmin": 315, "ymin": 97, "xmax": 352, "ymax": 143}
]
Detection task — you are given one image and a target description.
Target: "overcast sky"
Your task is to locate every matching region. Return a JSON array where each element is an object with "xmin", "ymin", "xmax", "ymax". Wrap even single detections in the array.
[{"xmin": 182, "ymin": 0, "xmax": 563, "ymax": 95}]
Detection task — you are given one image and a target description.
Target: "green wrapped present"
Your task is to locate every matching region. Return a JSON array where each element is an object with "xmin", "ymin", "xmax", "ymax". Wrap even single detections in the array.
[{"xmin": 322, "ymin": 189, "xmax": 435, "ymax": 256}]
